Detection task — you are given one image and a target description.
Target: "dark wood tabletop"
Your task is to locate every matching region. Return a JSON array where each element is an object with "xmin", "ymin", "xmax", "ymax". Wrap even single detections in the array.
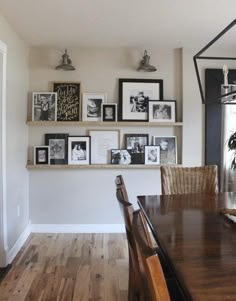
[{"xmin": 138, "ymin": 192, "xmax": 236, "ymax": 301}]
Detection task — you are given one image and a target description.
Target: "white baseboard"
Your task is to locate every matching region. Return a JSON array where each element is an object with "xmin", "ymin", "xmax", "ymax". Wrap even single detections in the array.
[
  {"xmin": 7, "ymin": 222, "xmax": 31, "ymax": 264},
  {"xmin": 31, "ymin": 224, "xmax": 125, "ymax": 233}
]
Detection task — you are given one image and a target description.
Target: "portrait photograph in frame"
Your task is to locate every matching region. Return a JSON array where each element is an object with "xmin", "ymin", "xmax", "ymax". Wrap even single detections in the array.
[
  {"xmin": 111, "ymin": 149, "xmax": 131, "ymax": 165},
  {"xmin": 89, "ymin": 130, "xmax": 120, "ymax": 164},
  {"xmin": 102, "ymin": 103, "xmax": 117, "ymax": 122},
  {"xmin": 68, "ymin": 136, "xmax": 91, "ymax": 165},
  {"xmin": 52, "ymin": 82, "xmax": 81, "ymax": 121},
  {"xmin": 144, "ymin": 145, "xmax": 160, "ymax": 165},
  {"xmin": 45, "ymin": 133, "xmax": 69, "ymax": 165},
  {"xmin": 124, "ymin": 133, "xmax": 149, "ymax": 164},
  {"xmin": 34, "ymin": 146, "xmax": 50, "ymax": 165},
  {"xmin": 82, "ymin": 93, "xmax": 107, "ymax": 121},
  {"xmin": 32, "ymin": 92, "xmax": 57, "ymax": 121},
  {"xmin": 153, "ymin": 136, "xmax": 177, "ymax": 164},
  {"xmin": 148, "ymin": 100, "xmax": 176, "ymax": 122},
  {"xmin": 119, "ymin": 78, "xmax": 163, "ymax": 121}
]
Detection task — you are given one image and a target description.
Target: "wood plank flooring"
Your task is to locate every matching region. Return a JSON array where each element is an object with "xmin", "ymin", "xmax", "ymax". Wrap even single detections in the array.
[{"xmin": 0, "ymin": 233, "xmax": 129, "ymax": 301}]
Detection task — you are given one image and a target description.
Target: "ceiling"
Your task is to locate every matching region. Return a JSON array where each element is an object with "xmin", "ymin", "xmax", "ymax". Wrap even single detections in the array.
[{"xmin": 0, "ymin": 0, "xmax": 236, "ymax": 49}]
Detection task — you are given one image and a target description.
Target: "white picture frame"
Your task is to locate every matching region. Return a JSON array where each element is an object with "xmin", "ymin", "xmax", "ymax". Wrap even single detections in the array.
[
  {"xmin": 82, "ymin": 93, "xmax": 107, "ymax": 121},
  {"xmin": 148, "ymin": 100, "xmax": 176, "ymax": 122},
  {"xmin": 32, "ymin": 92, "xmax": 57, "ymax": 121},
  {"xmin": 68, "ymin": 136, "xmax": 91, "ymax": 165},
  {"xmin": 153, "ymin": 136, "xmax": 177, "ymax": 164},
  {"xmin": 144, "ymin": 145, "xmax": 160, "ymax": 165}
]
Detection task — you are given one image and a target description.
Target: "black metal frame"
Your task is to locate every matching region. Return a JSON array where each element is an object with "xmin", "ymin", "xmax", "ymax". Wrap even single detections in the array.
[{"xmin": 193, "ymin": 19, "xmax": 236, "ymax": 104}]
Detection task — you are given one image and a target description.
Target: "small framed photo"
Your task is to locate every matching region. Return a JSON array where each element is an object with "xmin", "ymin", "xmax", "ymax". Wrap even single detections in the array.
[
  {"xmin": 34, "ymin": 146, "xmax": 50, "ymax": 165},
  {"xmin": 82, "ymin": 93, "xmax": 107, "ymax": 121},
  {"xmin": 102, "ymin": 103, "xmax": 117, "ymax": 122},
  {"xmin": 145, "ymin": 145, "xmax": 160, "ymax": 165},
  {"xmin": 124, "ymin": 133, "xmax": 149, "ymax": 164},
  {"xmin": 68, "ymin": 136, "xmax": 91, "ymax": 165},
  {"xmin": 148, "ymin": 100, "xmax": 176, "ymax": 122},
  {"xmin": 52, "ymin": 82, "xmax": 81, "ymax": 121},
  {"xmin": 32, "ymin": 92, "xmax": 57, "ymax": 121},
  {"xmin": 111, "ymin": 149, "xmax": 131, "ymax": 165},
  {"xmin": 119, "ymin": 78, "xmax": 163, "ymax": 121},
  {"xmin": 45, "ymin": 133, "xmax": 69, "ymax": 165},
  {"xmin": 153, "ymin": 136, "xmax": 177, "ymax": 164}
]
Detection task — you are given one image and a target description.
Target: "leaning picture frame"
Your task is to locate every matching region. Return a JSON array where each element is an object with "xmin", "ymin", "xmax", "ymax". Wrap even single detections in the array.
[
  {"xmin": 101, "ymin": 103, "xmax": 117, "ymax": 122},
  {"xmin": 148, "ymin": 100, "xmax": 176, "ymax": 122},
  {"xmin": 118, "ymin": 78, "xmax": 163, "ymax": 121},
  {"xmin": 52, "ymin": 82, "xmax": 81, "ymax": 121},
  {"xmin": 68, "ymin": 136, "xmax": 91, "ymax": 165},
  {"xmin": 34, "ymin": 146, "xmax": 50, "ymax": 165},
  {"xmin": 32, "ymin": 92, "xmax": 57, "ymax": 121},
  {"xmin": 82, "ymin": 93, "xmax": 107, "ymax": 121},
  {"xmin": 124, "ymin": 133, "xmax": 149, "ymax": 164},
  {"xmin": 153, "ymin": 136, "xmax": 177, "ymax": 164},
  {"xmin": 45, "ymin": 133, "xmax": 69, "ymax": 165},
  {"xmin": 111, "ymin": 149, "xmax": 131, "ymax": 165},
  {"xmin": 144, "ymin": 145, "xmax": 160, "ymax": 165}
]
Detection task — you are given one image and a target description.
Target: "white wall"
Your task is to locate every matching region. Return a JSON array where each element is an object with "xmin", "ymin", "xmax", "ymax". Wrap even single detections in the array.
[
  {"xmin": 0, "ymin": 14, "xmax": 29, "ymax": 250},
  {"xmin": 28, "ymin": 47, "xmax": 183, "ymax": 225}
]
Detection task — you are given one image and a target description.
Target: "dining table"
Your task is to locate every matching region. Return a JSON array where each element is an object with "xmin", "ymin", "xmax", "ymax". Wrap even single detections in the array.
[{"xmin": 137, "ymin": 192, "xmax": 236, "ymax": 301}]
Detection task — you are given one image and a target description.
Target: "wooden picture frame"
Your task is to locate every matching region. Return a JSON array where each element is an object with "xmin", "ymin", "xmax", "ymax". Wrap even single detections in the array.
[
  {"xmin": 45, "ymin": 133, "xmax": 69, "ymax": 164},
  {"xmin": 124, "ymin": 133, "xmax": 149, "ymax": 164},
  {"xmin": 148, "ymin": 100, "xmax": 176, "ymax": 122},
  {"xmin": 153, "ymin": 136, "xmax": 177, "ymax": 164},
  {"xmin": 68, "ymin": 136, "xmax": 91, "ymax": 165},
  {"xmin": 32, "ymin": 92, "xmax": 57, "ymax": 121},
  {"xmin": 34, "ymin": 146, "xmax": 50, "ymax": 165},
  {"xmin": 52, "ymin": 82, "xmax": 81, "ymax": 121},
  {"xmin": 82, "ymin": 93, "xmax": 107, "ymax": 121}
]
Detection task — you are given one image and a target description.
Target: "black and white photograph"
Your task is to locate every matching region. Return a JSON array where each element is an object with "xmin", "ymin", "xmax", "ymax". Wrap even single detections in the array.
[
  {"xmin": 111, "ymin": 149, "xmax": 131, "ymax": 165},
  {"xmin": 144, "ymin": 145, "xmax": 160, "ymax": 165},
  {"xmin": 153, "ymin": 136, "xmax": 177, "ymax": 164},
  {"xmin": 68, "ymin": 136, "xmax": 91, "ymax": 165},
  {"xmin": 102, "ymin": 103, "xmax": 117, "ymax": 122},
  {"xmin": 32, "ymin": 92, "xmax": 57, "ymax": 121},
  {"xmin": 148, "ymin": 100, "xmax": 176, "ymax": 122},
  {"xmin": 45, "ymin": 133, "xmax": 69, "ymax": 164},
  {"xmin": 124, "ymin": 133, "xmax": 149, "ymax": 164},
  {"xmin": 82, "ymin": 93, "xmax": 107, "ymax": 121},
  {"xmin": 119, "ymin": 79, "xmax": 163, "ymax": 121},
  {"xmin": 34, "ymin": 146, "xmax": 50, "ymax": 165}
]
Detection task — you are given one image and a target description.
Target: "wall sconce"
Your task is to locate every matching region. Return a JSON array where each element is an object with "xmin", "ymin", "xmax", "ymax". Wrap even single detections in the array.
[
  {"xmin": 55, "ymin": 49, "xmax": 76, "ymax": 71},
  {"xmin": 194, "ymin": 19, "xmax": 236, "ymax": 104},
  {"xmin": 137, "ymin": 50, "xmax": 157, "ymax": 72}
]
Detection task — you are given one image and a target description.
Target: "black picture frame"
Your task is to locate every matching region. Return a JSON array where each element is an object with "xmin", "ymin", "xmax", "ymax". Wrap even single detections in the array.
[
  {"xmin": 124, "ymin": 133, "xmax": 149, "ymax": 164},
  {"xmin": 102, "ymin": 103, "xmax": 117, "ymax": 122},
  {"xmin": 45, "ymin": 133, "xmax": 69, "ymax": 164},
  {"xmin": 148, "ymin": 100, "xmax": 176, "ymax": 122},
  {"xmin": 34, "ymin": 146, "xmax": 50, "ymax": 165},
  {"xmin": 52, "ymin": 82, "xmax": 81, "ymax": 121},
  {"xmin": 118, "ymin": 78, "xmax": 163, "ymax": 121},
  {"xmin": 68, "ymin": 136, "xmax": 91, "ymax": 165}
]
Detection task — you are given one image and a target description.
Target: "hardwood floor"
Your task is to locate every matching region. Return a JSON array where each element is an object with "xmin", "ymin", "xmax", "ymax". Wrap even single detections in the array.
[{"xmin": 0, "ymin": 233, "xmax": 128, "ymax": 301}]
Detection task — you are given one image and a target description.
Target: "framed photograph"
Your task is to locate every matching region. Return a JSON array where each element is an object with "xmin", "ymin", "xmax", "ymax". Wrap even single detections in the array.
[
  {"xmin": 34, "ymin": 146, "xmax": 50, "ymax": 165},
  {"xmin": 145, "ymin": 145, "xmax": 160, "ymax": 165},
  {"xmin": 119, "ymin": 78, "xmax": 163, "ymax": 121},
  {"xmin": 89, "ymin": 130, "xmax": 120, "ymax": 164},
  {"xmin": 148, "ymin": 100, "xmax": 176, "ymax": 122},
  {"xmin": 45, "ymin": 133, "xmax": 69, "ymax": 164},
  {"xmin": 102, "ymin": 103, "xmax": 117, "ymax": 122},
  {"xmin": 32, "ymin": 92, "xmax": 57, "ymax": 121},
  {"xmin": 82, "ymin": 93, "xmax": 107, "ymax": 121},
  {"xmin": 68, "ymin": 136, "xmax": 91, "ymax": 165},
  {"xmin": 153, "ymin": 136, "xmax": 177, "ymax": 164},
  {"xmin": 52, "ymin": 82, "xmax": 81, "ymax": 121},
  {"xmin": 124, "ymin": 133, "xmax": 149, "ymax": 164},
  {"xmin": 111, "ymin": 149, "xmax": 131, "ymax": 165}
]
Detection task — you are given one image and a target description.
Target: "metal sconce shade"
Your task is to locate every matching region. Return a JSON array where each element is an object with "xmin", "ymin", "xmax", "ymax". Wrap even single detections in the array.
[
  {"xmin": 55, "ymin": 49, "xmax": 76, "ymax": 71},
  {"xmin": 137, "ymin": 50, "xmax": 157, "ymax": 72}
]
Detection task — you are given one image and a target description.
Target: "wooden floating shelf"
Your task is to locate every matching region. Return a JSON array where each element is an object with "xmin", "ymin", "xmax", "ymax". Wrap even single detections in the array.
[{"xmin": 26, "ymin": 121, "xmax": 183, "ymax": 127}]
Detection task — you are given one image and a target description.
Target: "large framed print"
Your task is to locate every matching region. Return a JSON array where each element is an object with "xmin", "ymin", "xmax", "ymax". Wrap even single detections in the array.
[
  {"xmin": 148, "ymin": 100, "xmax": 176, "ymax": 122},
  {"xmin": 68, "ymin": 136, "xmax": 91, "ymax": 165},
  {"xmin": 82, "ymin": 93, "xmax": 107, "ymax": 121},
  {"xmin": 119, "ymin": 78, "xmax": 163, "ymax": 121},
  {"xmin": 52, "ymin": 82, "xmax": 81, "ymax": 121},
  {"xmin": 89, "ymin": 130, "xmax": 120, "ymax": 164},
  {"xmin": 32, "ymin": 92, "xmax": 57, "ymax": 121},
  {"xmin": 34, "ymin": 146, "xmax": 50, "ymax": 165},
  {"xmin": 124, "ymin": 133, "xmax": 149, "ymax": 164},
  {"xmin": 153, "ymin": 136, "xmax": 177, "ymax": 164},
  {"xmin": 45, "ymin": 133, "xmax": 69, "ymax": 164}
]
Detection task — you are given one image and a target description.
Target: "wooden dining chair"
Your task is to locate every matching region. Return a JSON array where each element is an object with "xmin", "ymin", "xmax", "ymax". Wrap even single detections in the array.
[{"xmin": 160, "ymin": 165, "xmax": 219, "ymax": 195}]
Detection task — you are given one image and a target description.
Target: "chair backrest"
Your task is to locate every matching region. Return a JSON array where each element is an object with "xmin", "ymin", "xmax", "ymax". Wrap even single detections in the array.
[
  {"xmin": 132, "ymin": 210, "xmax": 171, "ymax": 301},
  {"xmin": 160, "ymin": 165, "xmax": 219, "ymax": 195}
]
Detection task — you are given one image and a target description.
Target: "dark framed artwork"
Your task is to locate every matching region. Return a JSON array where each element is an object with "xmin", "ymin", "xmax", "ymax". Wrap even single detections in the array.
[
  {"xmin": 32, "ymin": 92, "xmax": 57, "ymax": 121},
  {"xmin": 148, "ymin": 100, "xmax": 176, "ymax": 122},
  {"xmin": 118, "ymin": 78, "xmax": 163, "ymax": 121},
  {"xmin": 124, "ymin": 133, "xmax": 149, "ymax": 164},
  {"xmin": 34, "ymin": 146, "xmax": 50, "ymax": 165},
  {"xmin": 102, "ymin": 103, "xmax": 117, "ymax": 122},
  {"xmin": 111, "ymin": 149, "xmax": 131, "ymax": 165},
  {"xmin": 52, "ymin": 82, "xmax": 81, "ymax": 121},
  {"xmin": 153, "ymin": 136, "xmax": 177, "ymax": 164},
  {"xmin": 144, "ymin": 145, "xmax": 160, "ymax": 165},
  {"xmin": 45, "ymin": 133, "xmax": 69, "ymax": 164},
  {"xmin": 68, "ymin": 136, "xmax": 91, "ymax": 165}
]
